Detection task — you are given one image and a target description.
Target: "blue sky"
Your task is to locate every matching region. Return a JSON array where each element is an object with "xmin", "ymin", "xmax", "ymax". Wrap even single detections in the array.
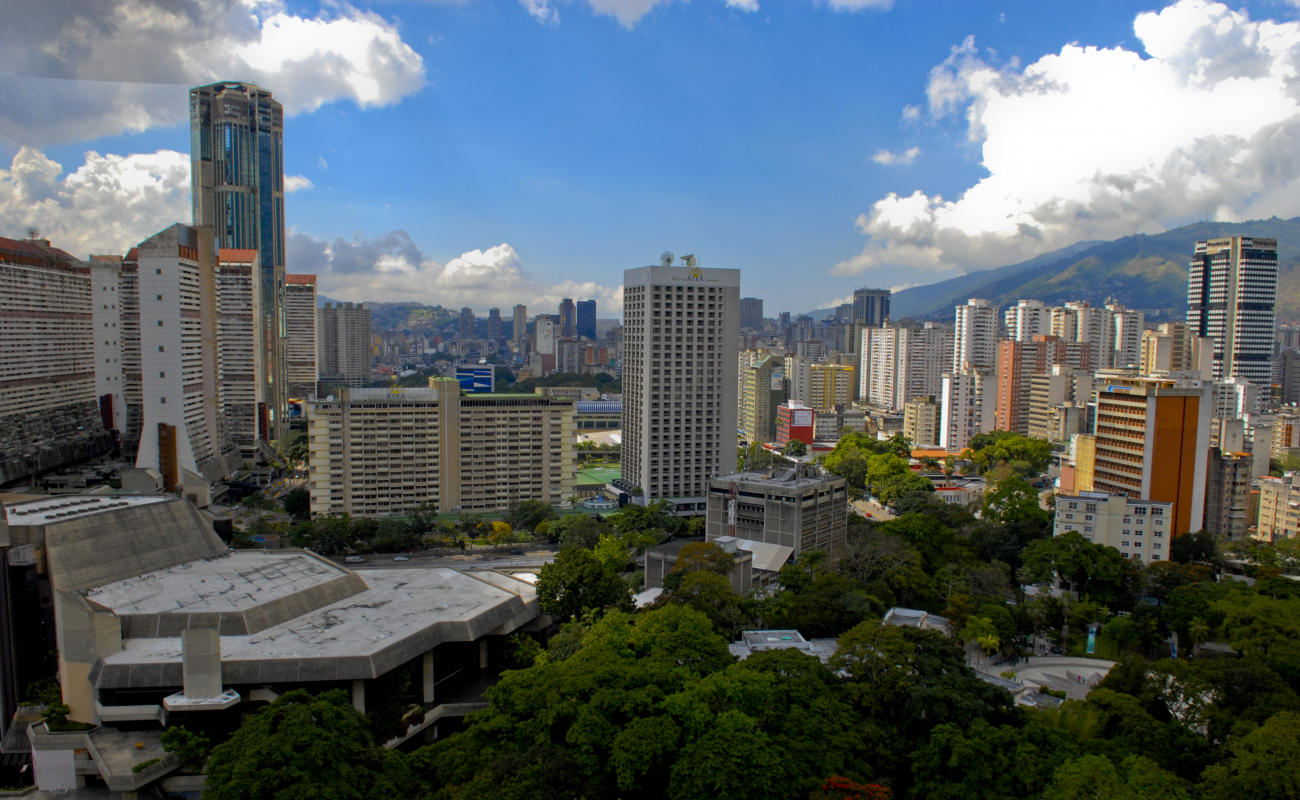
[{"xmin": 4, "ymin": 0, "xmax": 1300, "ymax": 315}]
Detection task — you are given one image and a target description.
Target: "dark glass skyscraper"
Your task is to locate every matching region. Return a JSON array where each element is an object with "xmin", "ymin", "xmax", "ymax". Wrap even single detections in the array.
[
  {"xmin": 576, "ymin": 300, "xmax": 596, "ymax": 339},
  {"xmin": 190, "ymin": 81, "xmax": 287, "ymax": 438},
  {"xmin": 560, "ymin": 298, "xmax": 576, "ymax": 338}
]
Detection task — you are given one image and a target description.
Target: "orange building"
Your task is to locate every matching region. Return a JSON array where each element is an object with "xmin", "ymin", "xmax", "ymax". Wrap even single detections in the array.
[{"xmin": 994, "ymin": 335, "xmax": 1091, "ymax": 433}]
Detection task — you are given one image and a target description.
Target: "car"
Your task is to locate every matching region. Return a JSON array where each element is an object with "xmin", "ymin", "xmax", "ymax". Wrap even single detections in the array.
[
  {"xmin": 510, "ymin": 548, "xmax": 523, "ymax": 556},
  {"xmin": 344, "ymin": 555, "xmax": 366, "ymax": 564},
  {"xmin": 393, "ymin": 555, "xmax": 411, "ymax": 562}
]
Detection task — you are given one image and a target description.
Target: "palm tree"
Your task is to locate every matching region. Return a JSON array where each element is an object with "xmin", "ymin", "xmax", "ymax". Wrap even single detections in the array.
[
  {"xmin": 962, "ymin": 617, "xmax": 1000, "ymax": 671},
  {"xmin": 1188, "ymin": 617, "xmax": 1211, "ymax": 658}
]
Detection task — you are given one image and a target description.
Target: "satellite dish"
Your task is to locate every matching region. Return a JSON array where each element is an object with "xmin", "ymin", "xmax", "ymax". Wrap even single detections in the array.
[
  {"xmin": 682, "ymin": 254, "xmax": 697, "ymax": 267},
  {"xmin": 660, "ymin": 251, "xmax": 675, "ymax": 267}
]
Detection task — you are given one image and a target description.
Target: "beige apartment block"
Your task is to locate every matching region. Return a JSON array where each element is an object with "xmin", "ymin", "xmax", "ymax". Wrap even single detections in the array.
[
  {"xmin": 1054, "ymin": 491, "xmax": 1174, "ymax": 564},
  {"xmin": 903, "ymin": 395, "xmax": 941, "ymax": 447},
  {"xmin": 307, "ymin": 381, "xmax": 575, "ymax": 518},
  {"xmin": 318, "ymin": 302, "xmax": 372, "ymax": 389},
  {"xmin": 285, "ymin": 274, "xmax": 318, "ymax": 398},
  {"xmin": 808, "ymin": 362, "xmax": 855, "ymax": 410},
  {"xmin": 1256, "ymin": 473, "xmax": 1300, "ymax": 542},
  {"xmin": 216, "ymin": 249, "xmax": 266, "ymax": 452}
]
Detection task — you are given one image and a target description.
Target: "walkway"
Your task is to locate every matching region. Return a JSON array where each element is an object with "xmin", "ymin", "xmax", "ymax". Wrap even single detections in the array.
[{"xmin": 1004, "ymin": 656, "xmax": 1116, "ymax": 701}]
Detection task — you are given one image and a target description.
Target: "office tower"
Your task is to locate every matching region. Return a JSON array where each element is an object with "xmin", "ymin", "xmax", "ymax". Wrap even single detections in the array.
[
  {"xmin": 215, "ymin": 249, "xmax": 266, "ymax": 453},
  {"xmin": 1188, "ymin": 236, "xmax": 1278, "ymax": 385},
  {"xmin": 740, "ymin": 297, "xmax": 764, "ymax": 329},
  {"xmin": 557, "ymin": 339, "xmax": 583, "ymax": 374},
  {"xmin": 307, "ymin": 381, "xmax": 575, "ymax": 516},
  {"xmin": 1052, "ymin": 493, "xmax": 1174, "ymax": 563},
  {"xmin": 459, "ymin": 307, "xmax": 474, "ymax": 343},
  {"xmin": 89, "ymin": 255, "xmax": 127, "ymax": 434},
  {"xmin": 0, "ymin": 236, "xmax": 113, "ymax": 485},
  {"xmin": 903, "ymin": 396, "xmax": 941, "ymax": 447},
  {"xmin": 285, "ymin": 274, "xmax": 318, "ymax": 397},
  {"xmin": 1005, "ymin": 299, "xmax": 1050, "ymax": 341},
  {"xmin": 576, "ymin": 300, "xmax": 596, "ymax": 340},
  {"xmin": 939, "ymin": 368, "xmax": 996, "ymax": 451},
  {"xmin": 621, "ymin": 262, "xmax": 740, "ymax": 503},
  {"xmin": 994, "ymin": 336, "xmax": 1091, "ymax": 433},
  {"xmin": 513, "ymin": 304, "xmax": 527, "ymax": 344},
  {"xmin": 535, "ymin": 316, "xmax": 556, "ymax": 355},
  {"xmin": 862, "ymin": 323, "xmax": 952, "ymax": 410},
  {"xmin": 778, "ymin": 311, "xmax": 791, "ymax": 328},
  {"xmin": 132, "ymin": 224, "xmax": 241, "ymax": 488},
  {"xmin": 1079, "ymin": 375, "xmax": 1212, "ymax": 535},
  {"xmin": 808, "ymin": 363, "xmax": 855, "ymax": 409},
  {"xmin": 190, "ymin": 81, "xmax": 288, "ymax": 441},
  {"xmin": 488, "ymin": 308, "xmax": 502, "ymax": 344},
  {"xmin": 852, "ymin": 288, "xmax": 891, "ymax": 325},
  {"xmin": 1204, "ymin": 448, "xmax": 1252, "ymax": 541},
  {"xmin": 953, "ymin": 298, "xmax": 999, "ymax": 371},
  {"xmin": 317, "ymin": 302, "xmax": 372, "ymax": 388},
  {"xmin": 1281, "ymin": 351, "xmax": 1300, "ymax": 405},
  {"xmin": 739, "ymin": 352, "xmax": 785, "ymax": 443},
  {"xmin": 1109, "ymin": 303, "xmax": 1144, "ymax": 369},
  {"xmin": 560, "ymin": 298, "xmax": 576, "ymax": 339}
]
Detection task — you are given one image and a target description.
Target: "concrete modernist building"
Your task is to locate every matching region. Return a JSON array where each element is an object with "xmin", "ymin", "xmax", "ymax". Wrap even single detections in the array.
[
  {"xmin": 0, "ymin": 237, "xmax": 114, "ymax": 485},
  {"xmin": 1188, "ymin": 236, "xmax": 1279, "ymax": 385},
  {"xmin": 215, "ymin": 249, "xmax": 266, "ymax": 453},
  {"xmin": 739, "ymin": 351, "xmax": 785, "ymax": 444},
  {"xmin": 852, "ymin": 288, "xmax": 891, "ymax": 326},
  {"xmin": 487, "ymin": 308, "xmax": 502, "ymax": 344},
  {"xmin": 317, "ymin": 302, "xmax": 371, "ymax": 388},
  {"xmin": 939, "ymin": 368, "xmax": 996, "ymax": 452},
  {"xmin": 1204, "ymin": 447, "xmax": 1253, "ymax": 541},
  {"xmin": 621, "ymin": 262, "xmax": 740, "ymax": 505},
  {"xmin": 861, "ymin": 323, "xmax": 952, "ymax": 411},
  {"xmin": 512, "ymin": 305, "xmax": 527, "ymax": 345},
  {"xmin": 903, "ymin": 395, "xmax": 941, "ymax": 447},
  {"xmin": 307, "ymin": 382, "xmax": 575, "ymax": 517},
  {"xmin": 706, "ymin": 467, "xmax": 849, "ymax": 556},
  {"xmin": 1027, "ymin": 365, "xmax": 1092, "ymax": 442},
  {"xmin": 1054, "ymin": 491, "xmax": 1174, "ymax": 563},
  {"xmin": 534, "ymin": 316, "xmax": 555, "ymax": 356},
  {"xmin": 284, "ymin": 274, "xmax": 318, "ymax": 398},
  {"xmin": 90, "ymin": 255, "xmax": 127, "ymax": 435},
  {"xmin": 953, "ymin": 298, "xmax": 1000, "ymax": 372},
  {"xmin": 740, "ymin": 297, "xmax": 764, "ymax": 329},
  {"xmin": 576, "ymin": 300, "xmax": 596, "ymax": 340},
  {"xmin": 1005, "ymin": 299, "xmax": 1050, "ymax": 342},
  {"xmin": 190, "ymin": 81, "xmax": 288, "ymax": 442},
  {"xmin": 132, "ymin": 224, "xmax": 241, "ymax": 489},
  {"xmin": 1083, "ymin": 375, "xmax": 1212, "ymax": 535}
]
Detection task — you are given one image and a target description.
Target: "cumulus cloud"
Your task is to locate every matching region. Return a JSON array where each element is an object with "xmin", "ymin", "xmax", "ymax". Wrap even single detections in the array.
[
  {"xmin": 0, "ymin": 0, "xmax": 426, "ymax": 145},
  {"xmin": 872, "ymin": 147, "xmax": 920, "ymax": 165},
  {"xmin": 289, "ymin": 232, "xmax": 623, "ymax": 313},
  {"xmin": 0, "ymin": 147, "xmax": 190, "ymax": 256},
  {"xmin": 284, "ymin": 175, "xmax": 314, "ymax": 193},
  {"xmin": 836, "ymin": 0, "xmax": 1300, "ymax": 277}
]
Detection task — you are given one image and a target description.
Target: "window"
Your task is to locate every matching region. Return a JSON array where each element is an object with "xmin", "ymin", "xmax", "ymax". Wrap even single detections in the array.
[
  {"xmin": 158, "ymin": 346, "xmax": 164, "ymax": 352},
  {"xmin": 157, "ymin": 320, "xmax": 164, "ymax": 326},
  {"xmin": 160, "ymin": 397, "xmax": 167, "ymax": 404},
  {"xmin": 160, "ymin": 372, "xmax": 165, "ymax": 378},
  {"xmin": 156, "ymin": 294, "xmax": 162, "ymax": 300}
]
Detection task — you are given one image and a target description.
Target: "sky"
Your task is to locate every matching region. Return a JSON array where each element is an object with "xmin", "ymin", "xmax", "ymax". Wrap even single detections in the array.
[{"xmin": 4, "ymin": 0, "xmax": 1300, "ymax": 316}]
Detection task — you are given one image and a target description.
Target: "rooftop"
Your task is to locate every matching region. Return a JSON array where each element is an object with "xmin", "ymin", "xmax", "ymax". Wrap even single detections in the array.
[
  {"xmin": 729, "ymin": 629, "xmax": 838, "ymax": 662},
  {"xmin": 711, "ymin": 469, "xmax": 842, "ymax": 490},
  {"xmin": 576, "ymin": 467, "xmax": 621, "ymax": 485},
  {"xmin": 5, "ymin": 494, "xmax": 171, "ymax": 526}
]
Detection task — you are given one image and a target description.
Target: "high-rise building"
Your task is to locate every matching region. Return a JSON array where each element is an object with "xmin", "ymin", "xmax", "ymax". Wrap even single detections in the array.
[
  {"xmin": 512, "ymin": 304, "xmax": 527, "ymax": 345},
  {"xmin": 994, "ymin": 336, "xmax": 1091, "ymax": 434},
  {"xmin": 939, "ymin": 368, "xmax": 996, "ymax": 452},
  {"xmin": 131, "ymin": 224, "xmax": 241, "ymax": 488},
  {"xmin": 808, "ymin": 363, "xmax": 855, "ymax": 409},
  {"xmin": 739, "ymin": 351, "xmax": 785, "ymax": 444},
  {"xmin": 215, "ymin": 249, "xmax": 266, "ymax": 453},
  {"xmin": 1005, "ymin": 299, "xmax": 1050, "ymax": 341},
  {"xmin": 953, "ymin": 298, "xmax": 999, "ymax": 371},
  {"xmin": 783, "ymin": 354, "xmax": 817, "ymax": 406},
  {"xmin": 1027, "ymin": 365, "xmax": 1089, "ymax": 442},
  {"xmin": 190, "ymin": 81, "xmax": 288, "ymax": 441},
  {"xmin": 1188, "ymin": 236, "xmax": 1278, "ymax": 385},
  {"xmin": 576, "ymin": 300, "xmax": 596, "ymax": 340},
  {"xmin": 535, "ymin": 316, "xmax": 555, "ymax": 355},
  {"xmin": 284, "ymin": 274, "xmax": 318, "ymax": 398},
  {"xmin": 1256, "ymin": 473, "xmax": 1300, "ymax": 542},
  {"xmin": 1109, "ymin": 303, "xmax": 1144, "ymax": 369},
  {"xmin": 778, "ymin": 311, "xmax": 791, "ymax": 329},
  {"xmin": 1204, "ymin": 448, "xmax": 1253, "ymax": 541},
  {"xmin": 557, "ymin": 339, "xmax": 582, "ymax": 375},
  {"xmin": 307, "ymin": 382, "xmax": 575, "ymax": 517},
  {"xmin": 740, "ymin": 297, "xmax": 764, "ymax": 329},
  {"xmin": 861, "ymin": 323, "xmax": 952, "ymax": 410},
  {"xmin": 89, "ymin": 255, "xmax": 127, "ymax": 435},
  {"xmin": 1281, "ymin": 350, "xmax": 1300, "ymax": 405},
  {"xmin": 1140, "ymin": 322, "xmax": 1190, "ymax": 374},
  {"xmin": 621, "ymin": 263, "xmax": 740, "ymax": 504},
  {"xmin": 903, "ymin": 396, "xmax": 941, "ymax": 447},
  {"xmin": 560, "ymin": 298, "xmax": 576, "ymax": 339},
  {"xmin": 0, "ymin": 236, "xmax": 114, "ymax": 485},
  {"xmin": 459, "ymin": 307, "xmax": 474, "ymax": 344},
  {"xmin": 317, "ymin": 302, "xmax": 372, "ymax": 388},
  {"xmin": 852, "ymin": 288, "xmax": 890, "ymax": 326},
  {"xmin": 488, "ymin": 308, "xmax": 502, "ymax": 343}
]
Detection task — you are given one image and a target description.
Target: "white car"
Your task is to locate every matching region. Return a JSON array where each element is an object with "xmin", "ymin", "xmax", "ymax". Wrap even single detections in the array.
[{"xmin": 393, "ymin": 555, "xmax": 411, "ymax": 562}]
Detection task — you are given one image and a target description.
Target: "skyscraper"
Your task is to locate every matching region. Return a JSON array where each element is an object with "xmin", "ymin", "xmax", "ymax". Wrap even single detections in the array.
[
  {"xmin": 740, "ymin": 297, "xmax": 764, "ymax": 329},
  {"xmin": 621, "ymin": 262, "xmax": 740, "ymax": 503},
  {"xmin": 953, "ymin": 298, "xmax": 999, "ymax": 371},
  {"xmin": 576, "ymin": 299, "xmax": 597, "ymax": 339},
  {"xmin": 513, "ymin": 304, "xmax": 527, "ymax": 344},
  {"xmin": 560, "ymin": 298, "xmax": 576, "ymax": 339},
  {"xmin": 215, "ymin": 249, "xmax": 265, "ymax": 453},
  {"xmin": 1187, "ymin": 236, "xmax": 1279, "ymax": 385},
  {"xmin": 284, "ymin": 274, "xmax": 318, "ymax": 398},
  {"xmin": 852, "ymin": 288, "xmax": 891, "ymax": 326},
  {"xmin": 459, "ymin": 307, "xmax": 474, "ymax": 343},
  {"xmin": 190, "ymin": 81, "xmax": 288, "ymax": 440},
  {"xmin": 488, "ymin": 308, "xmax": 502, "ymax": 343},
  {"xmin": 317, "ymin": 303, "xmax": 371, "ymax": 388}
]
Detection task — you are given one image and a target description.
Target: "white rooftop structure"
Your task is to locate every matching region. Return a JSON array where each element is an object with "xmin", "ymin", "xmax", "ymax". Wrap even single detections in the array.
[
  {"xmin": 728, "ymin": 629, "xmax": 838, "ymax": 663},
  {"xmin": 4, "ymin": 494, "xmax": 171, "ymax": 526}
]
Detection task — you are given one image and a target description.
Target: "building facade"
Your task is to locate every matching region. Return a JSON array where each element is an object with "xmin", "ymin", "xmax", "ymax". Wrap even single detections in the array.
[
  {"xmin": 215, "ymin": 249, "xmax": 266, "ymax": 454},
  {"xmin": 852, "ymin": 288, "xmax": 891, "ymax": 326},
  {"xmin": 317, "ymin": 302, "xmax": 372, "ymax": 389},
  {"xmin": 1204, "ymin": 448, "xmax": 1253, "ymax": 541},
  {"xmin": 1054, "ymin": 492, "xmax": 1174, "ymax": 563},
  {"xmin": 939, "ymin": 368, "xmax": 996, "ymax": 452},
  {"xmin": 953, "ymin": 298, "xmax": 999, "ymax": 371},
  {"xmin": 559, "ymin": 298, "xmax": 576, "ymax": 339},
  {"xmin": 1257, "ymin": 473, "xmax": 1300, "ymax": 542},
  {"xmin": 1187, "ymin": 236, "xmax": 1278, "ymax": 385},
  {"xmin": 284, "ymin": 274, "xmax": 318, "ymax": 398},
  {"xmin": 512, "ymin": 304, "xmax": 527, "ymax": 345},
  {"xmin": 1005, "ymin": 299, "xmax": 1050, "ymax": 341},
  {"xmin": 995, "ymin": 336, "xmax": 1091, "ymax": 434},
  {"xmin": 808, "ymin": 362, "xmax": 855, "ymax": 410},
  {"xmin": 739, "ymin": 351, "xmax": 784, "ymax": 444},
  {"xmin": 576, "ymin": 299, "xmax": 596, "ymax": 340},
  {"xmin": 706, "ymin": 468, "xmax": 849, "ymax": 555},
  {"xmin": 903, "ymin": 396, "xmax": 941, "ymax": 447},
  {"xmin": 740, "ymin": 297, "xmax": 764, "ymax": 329},
  {"xmin": 861, "ymin": 323, "xmax": 952, "ymax": 410}
]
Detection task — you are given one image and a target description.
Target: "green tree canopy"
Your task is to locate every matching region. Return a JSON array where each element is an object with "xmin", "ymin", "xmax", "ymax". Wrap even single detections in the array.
[{"xmin": 535, "ymin": 547, "xmax": 633, "ymax": 619}]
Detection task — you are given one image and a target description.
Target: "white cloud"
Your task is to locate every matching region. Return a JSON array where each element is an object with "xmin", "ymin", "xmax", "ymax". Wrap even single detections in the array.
[
  {"xmin": 581, "ymin": 0, "xmax": 684, "ymax": 28},
  {"xmin": 0, "ymin": 147, "xmax": 190, "ymax": 257},
  {"xmin": 520, "ymin": 0, "xmax": 561, "ymax": 23},
  {"xmin": 0, "ymin": 0, "xmax": 426, "ymax": 145},
  {"xmin": 836, "ymin": 0, "xmax": 1300, "ymax": 277},
  {"xmin": 284, "ymin": 175, "xmax": 314, "ymax": 193},
  {"xmin": 872, "ymin": 147, "xmax": 920, "ymax": 165},
  {"xmin": 318, "ymin": 157, "xmax": 329, "ymax": 169},
  {"xmin": 725, "ymin": 0, "xmax": 762, "ymax": 11},
  {"xmin": 289, "ymin": 233, "xmax": 623, "ymax": 313},
  {"xmin": 821, "ymin": 0, "xmax": 893, "ymax": 10}
]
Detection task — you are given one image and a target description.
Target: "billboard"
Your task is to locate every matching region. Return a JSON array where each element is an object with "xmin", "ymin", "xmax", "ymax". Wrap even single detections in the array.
[
  {"xmin": 793, "ymin": 409, "xmax": 813, "ymax": 427},
  {"xmin": 455, "ymin": 366, "xmax": 495, "ymax": 394},
  {"xmin": 770, "ymin": 370, "xmax": 784, "ymax": 391}
]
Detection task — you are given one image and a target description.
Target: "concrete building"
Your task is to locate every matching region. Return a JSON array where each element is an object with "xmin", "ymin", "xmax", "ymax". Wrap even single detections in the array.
[
  {"xmin": 284, "ymin": 274, "xmax": 318, "ymax": 398},
  {"xmin": 621, "ymin": 262, "xmax": 740, "ymax": 506},
  {"xmin": 307, "ymin": 381, "xmax": 575, "ymax": 517},
  {"xmin": 0, "ymin": 237, "xmax": 113, "ymax": 486},
  {"xmin": 487, "ymin": 308, "xmax": 502, "ymax": 344},
  {"xmin": 861, "ymin": 323, "xmax": 952, "ymax": 411},
  {"xmin": 1272, "ymin": 413, "xmax": 1300, "ymax": 461},
  {"xmin": 512, "ymin": 305, "xmax": 527, "ymax": 345},
  {"xmin": 132, "ymin": 224, "xmax": 242, "ymax": 490},
  {"xmin": 1051, "ymin": 302, "xmax": 1114, "ymax": 365},
  {"xmin": 706, "ymin": 467, "xmax": 849, "ymax": 556},
  {"xmin": 995, "ymin": 336, "xmax": 1091, "ymax": 434},
  {"xmin": 739, "ymin": 351, "xmax": 785, "ymax": 444},
  {"xmin": 775, "ymin": 401, "xmax": 815, "ymax": 447},
  {"xmin": 808, "ymin": 362, "xmax": 855, "ymax": 410},
  {"xmin": 903, "ymin": 395, "xmax": 941, "ymax": 447},
  {"xmin": 1280, "ymin": 350, "xmax": 1300, "ymax": 405},
  {"xmin": 215, "ymin": 249, "xmax": 267, "ymax": 455},
  {"xmin": 317, "ymin": 302, "xmax": 371, "ymax": 389},
  {"xmin": 534, "ymin": 316, "xmax": 555, "ymax": 356},
  {"xmin": 1081, "ymin": 375, "xmax": 1212, "ymax": 534},
  {"xmin": 576, "ymin": 299, "xmax": 596, "ymax": 340},
  {"xmin": 1109, "ymin": 303, "xmax": 1144, "ymax": 370},
  {"xmin": 852, "ymin": 288, "xmax": 891, "ymax": 326},
  {"xmin": 190, "ymin": 81, "xmax": 288, "ymax": 443},
  {"xmin": 1140, "ymin": 322, "xmax": 1190, "ymax": 374},
  {"xmin": 89, "ymin": 255, "xmax": 127, "ymax": 435},
  {"xmin": 740, "ymin": 297, "xmax": 764, "ymax": 329},
  {"xmin": 939, "ymin": 368, "xmax": 997, "ymax": 452},
  {"xmin": 1027, "ymin": 365, "xmax": 1091, "ymax": 442},
  {"xmin": 1005, "ymin": 299, "xmax": 1050, "ymax": 341},
  {"xmin": 1256, "ymin": 473, "xmax": 1300, "ymax": 541},
  {"xmin": 1204, "ymin": 448, "xmax": 1253, "ymax": 541},
  {"xmin": 1212, "ymin": 376, "xmax": 1261, "ymax": 418},
  {"xmin": 1188, "ymin": 236, "xmax": 1278, "ymax": 385},
  {"xmin": 458, "ymin": 307, "xmax": 474, "ymax": 344},
  {"xmin": 813, "ymin": 405, "xmax": 867, "ymax": 441},
  {"xmin": 1053, "ymin": 491, "xmax": 1174, "ymax": 563},
  {"xmin": 644, "ymin": 537, "xmax": 758, "ymax": 594},
  {"xmin": 953, "ymin": 298, "xmax": 999, "ymax": 372}
]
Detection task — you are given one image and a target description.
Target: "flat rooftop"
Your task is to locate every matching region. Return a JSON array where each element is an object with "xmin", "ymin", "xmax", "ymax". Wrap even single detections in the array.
[
  {"xmin": 711, "ymin": 470, "xmax": 840, "ymax": 490},
  {"xmin": 576, "ymin": 467, "xmax": 621, "ymax": 485},
  {"xmin": 85, "ymin": 552, "xmax": 347, "ymax": 616},
  {"xmin": 5, "ymin": 494, "xmax": 171, "ymax": 526}
]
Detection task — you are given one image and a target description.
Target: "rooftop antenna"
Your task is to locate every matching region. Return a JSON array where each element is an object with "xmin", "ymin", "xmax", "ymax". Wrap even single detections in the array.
[
  {"xmin": 682, "ymin": 254, "xmax": 697, "ymax": 267},
  {"xmin": 660, "ymin": 251, "xmax": 675, "ymax": 267},
  {"xmin": 26, "ymin": 227, "xmax": 39, "ymax": 240}
]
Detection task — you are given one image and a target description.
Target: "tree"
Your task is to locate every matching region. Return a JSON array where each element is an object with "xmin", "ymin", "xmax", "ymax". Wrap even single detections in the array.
[
  {"xmin": 593, "ymin": 533, "xmax": 630, "ymax": 573},
  {"xmin": 535, "ymin": 547, "xmax": 632, "ymax": 619},
  {"xmin": 1200, "ymin": 711, "xmax": 1300, "ymax": 798},
  {"xmin": 1170, "ymin": 530, "xmax": 1219, "ymax": 566},
  {"xmin": 783, "ymin": 439, "xmax": 808, "ymax": 457},
  {"xmin": 161, "ymin": 725, "xmax": 211, "ymax": 772},
  {"xmin": 830, "ymin": 619, "xmax": 916, "ymax": 711},
  {"xmin": 836, "ymin": 526, "xmax": 923, "ymax": 586},
  {"xmin": 283, "ymin": 487, "xmax": 310, "ymax": 518},
  {"xmin": 981, "ymin": 475, "xmax": 1049, "ymax": 524},
  {"xmin": 508, "ymin": 500, "xmax": 559, "ymax": 531},
  {"xmin": 1019, "ymin": 531, "xmax": 1135, "ymax": 603},
  {"xmin": 674, "ymin": 542, "xmax": 733, "ymax": 576},
  {"xmin": 962, "ymin": 617, "xmax": 1000, "ymax": 655},
  {"xmin": 963, "ymin": 432, "xmax": 1052, "ymax": 475},
  {"xmin": 203, "ymin": 689, "xmax": 410, "ymax": 800},
  {"xmin": 657, "ymin": 571, "xmax": 746, "ymax": 638},
  {"xmin": 1041, "ymin": 755, "xmax": 1190, "ymax": 800},
  {"xmin": 549, "ymin": 513, "xmax": 611, "ymax": 550}
]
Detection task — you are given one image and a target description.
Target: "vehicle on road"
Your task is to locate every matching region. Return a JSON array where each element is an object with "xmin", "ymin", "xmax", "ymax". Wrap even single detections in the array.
[
  {"xmin": 393, "ymin": 555, "xmax": 410, "ymax": 562},
  {"xmin": 510, "ymin": 548, "xmax": 523, "ymax": 555},
  {"xmin": 344, "ymin": 555, "xmax": 366, "ymax": 564}
]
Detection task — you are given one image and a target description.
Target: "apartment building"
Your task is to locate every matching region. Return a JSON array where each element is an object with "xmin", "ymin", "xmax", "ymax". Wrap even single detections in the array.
[
  {"xmin": 740, "ymin": 297, "xmax": 764, "ymax": 329},
  {"xmin": 307, "ymin": 381, "xmax": 575, "ymax": 517},
  {"xmin": 1204, "ymin": 448, "xmax": 1253, "ymax": 541},
  {"xmin": 1273, "ymin": 413, "xmax": 1300, "ymax": 461},
  {"xmin": 808, "ymin": 362, "xmax": 855, "ymax": 409},
  {"xmin": 215, "ymin": 249, "xmax": 265, "ymax": 452},
  {"xmin": 1027, "ymin": 365, "xmax": 1092, "ymax": 442},
  {"xmin": 903, "ymin": 396, "xmax": 941, "ymax": 447},
  {"xmin": 285, "ymin": 274, "xmax": 318, "ymax": 398},
  {"xmin": 1053, "ymin": 492, "xmax": 1174, "ymax": 563},
  {"xmin": 813, "ymin": 405, "xmax": 866, "ymax": 441},
  {"xmin": 739, "ymin": 351, "xmax": 785, "ymax": 444},
  {"xmin": 89, "ymin": 256, "xmax": 127, "ymax": 434},
  {"xmin": 1109, "ymin": 303, "xmax": 1144, "ymax": 369},
  {"xmin": 318, "ymin": 302, "xmax": 372, "ymax": 388},
  {"xmin": 1256, "ymin": 473, "xmax": 1300, "ymax": 542},
  {"xmin": 1005, "ymin": 299, "xmax": 1050, "ymax": 341},
  {"xmin": 939, "ymin": 368, "xmax": 996, "ymax": 452},
  {"xmin": 994, "ymin": 336, "xmax": 1091, "ymax": 434},
  {"xmin": 861, "ymin": 323, "xmax": 952, "ymax": 410},
  {"xmin": 953, "ymin": 298, "xmax": 999, "ymax": 371}
]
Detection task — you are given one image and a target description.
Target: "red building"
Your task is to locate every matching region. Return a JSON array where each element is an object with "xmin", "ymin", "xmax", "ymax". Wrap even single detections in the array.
[{"xmin": 775, "ymin": 401, "xmax": 815, "ymax": 447}]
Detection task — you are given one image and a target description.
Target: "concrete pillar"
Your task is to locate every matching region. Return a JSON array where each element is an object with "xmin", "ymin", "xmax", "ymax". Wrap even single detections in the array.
[
  {"xmin": 423, "ymin": 651, "xmax": 435, "ymax": 704},
  {"xmin": 351, "ymin": 680, "xmax": 365, "ymax": 714},
  {"xmin": 181, "ymin": 628, "xmax": 221, "ymax": 700},
  {"xmin": 479, "ymin": 640, "xmax": 488, "ymax": 669}
]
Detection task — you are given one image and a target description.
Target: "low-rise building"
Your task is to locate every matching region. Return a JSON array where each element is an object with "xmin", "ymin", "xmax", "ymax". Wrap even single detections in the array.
[
  {"xmin": 1256, "ymin": 473, "xmax": 1300, "ymax": 542},
  {"xmin": 1053, "ymin": 491, "xmax": 1174, "ymax": 563},
  {"xmin": 903, "ymin": 395, "xmax": 941, "ymax": 447}
]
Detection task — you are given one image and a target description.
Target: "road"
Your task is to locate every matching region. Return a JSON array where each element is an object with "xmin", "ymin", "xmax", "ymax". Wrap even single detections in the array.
[
  {"xmin": 330, "ymin": 546, "xmax": 559, "ymax": 571},
  {"xmin": 853, "ymin": 499, "xmax": 895, "ymax": 521}
]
